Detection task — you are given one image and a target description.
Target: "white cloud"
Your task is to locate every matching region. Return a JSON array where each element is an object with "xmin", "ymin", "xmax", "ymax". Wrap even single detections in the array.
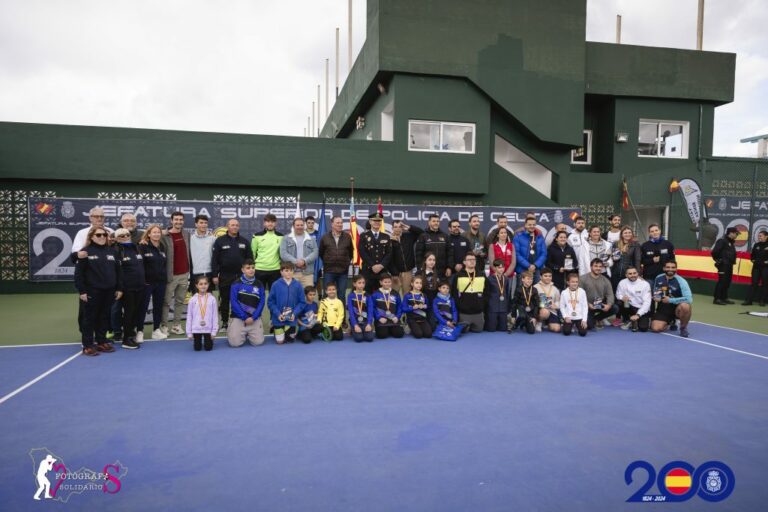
[{"xmin": 0, "ymin": 0, "xmax": 765, "ymax": 156}]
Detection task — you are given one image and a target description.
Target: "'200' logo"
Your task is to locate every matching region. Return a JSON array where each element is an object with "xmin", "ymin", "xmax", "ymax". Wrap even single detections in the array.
[{"xmin": 625, "ymin": 460, "xmax": 734, "ymax": 503}]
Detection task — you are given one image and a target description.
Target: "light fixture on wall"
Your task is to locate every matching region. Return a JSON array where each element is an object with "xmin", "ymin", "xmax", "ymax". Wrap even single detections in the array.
[
  {"xmin": 377, "ymin": 83, "xmax": 387, "ymax": 95},
  {"xmin": 355, "ymin": 116, "xmax": 365, "ymax": 130},
  {"xmin": 615, "ymin": 132, "xmax": 629, "ymax": 143}
]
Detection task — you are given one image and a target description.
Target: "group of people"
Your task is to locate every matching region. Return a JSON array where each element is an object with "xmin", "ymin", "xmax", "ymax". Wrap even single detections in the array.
[{"xmin": 71, "ymin": 206, "xmax": 768, "ymax": 356}]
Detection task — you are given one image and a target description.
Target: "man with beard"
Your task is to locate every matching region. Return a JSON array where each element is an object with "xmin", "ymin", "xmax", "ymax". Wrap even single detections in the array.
[
  {"xmin": 448, "ymin": 219, "xmax": 471, "ymax": 277},
  {"xmin": 464, "ymin": 214, "xmax": 488, "ymax": 272},
  {"xmin": 640, "ymin": 224, "xmax": 675, "ymax": 281},
  {"xmin": 651, "ymin": 261, "xmax": 692, "ymax": 338},
  {"xmin": 487, "ymin": 214, "xmax": 514, "ymax": 245},
  {"xmin": 415, "ymin": 214, "xmax": 453, "ymax": 279},
  {"xmin": 602, "ymin": 214, "xmax": 622, "ymax": 244},
  {"xmin": 567, "ymin": 215, "xmax": 588, "ymax": 251},
  {"xmin": 615, "ymin": 266, "xmax": 652, "ymax": 332}
]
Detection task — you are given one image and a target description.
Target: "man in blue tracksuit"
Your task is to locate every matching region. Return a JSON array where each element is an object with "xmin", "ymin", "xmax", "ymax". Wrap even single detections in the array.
[
  {"xmin": 513, "ymin": 217, "xmax": 547, "ymax": 284},
  {"xmin": 650, "ymin": 261, "xmax": 693, "ymax": 338}
]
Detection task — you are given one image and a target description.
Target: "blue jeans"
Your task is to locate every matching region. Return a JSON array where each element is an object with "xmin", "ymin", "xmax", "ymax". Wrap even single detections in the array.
[{"xmin": 323, "ymin": 272, "xmax": 348, "ymax": 301}]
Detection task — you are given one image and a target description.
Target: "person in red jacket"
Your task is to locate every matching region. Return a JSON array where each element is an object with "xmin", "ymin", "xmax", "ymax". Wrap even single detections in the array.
[{"xmin": 491, "ymin": 227, "xmax": 515, "ymax": 278}]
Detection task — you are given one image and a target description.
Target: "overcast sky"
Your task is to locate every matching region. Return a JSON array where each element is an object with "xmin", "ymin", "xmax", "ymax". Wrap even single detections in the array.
[{"xmin": 0, "ymin": 0, "xmax": 765, "ymax": 156}]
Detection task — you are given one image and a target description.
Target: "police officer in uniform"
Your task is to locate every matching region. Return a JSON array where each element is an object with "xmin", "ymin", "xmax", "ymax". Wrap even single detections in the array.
[{"xmin": 358, "ymin": 212, "xmax": 392, "ymax": 294}]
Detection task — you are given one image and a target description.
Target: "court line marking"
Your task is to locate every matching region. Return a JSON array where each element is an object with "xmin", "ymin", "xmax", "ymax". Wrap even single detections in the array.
[
  {"xmin": 689, "ymin": 320, "xmax": 768, "ymax": 338},
  {"xmin": 661, "ymin": 332, "xmax": 768, "ymax": 361},
  {"xmin": 0, "ymin": 335, "xmax": 272, "ymax": 349},
  {"xmin": 0, "ymin": 351, "xmax": 82, "ymax": 405}
]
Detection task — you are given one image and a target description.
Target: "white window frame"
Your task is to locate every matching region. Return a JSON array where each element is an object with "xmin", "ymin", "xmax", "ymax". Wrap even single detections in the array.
[
  {"xmin": 637, "ymin": 119, "xmax": 689, "ymax": 159},
  {"xmin": 570, "ymin": 129, "xmax": 592, "ymax": 165},
  {"xmin": 408, "ymin": 120, "xmax": 476, "ymax": 154}
]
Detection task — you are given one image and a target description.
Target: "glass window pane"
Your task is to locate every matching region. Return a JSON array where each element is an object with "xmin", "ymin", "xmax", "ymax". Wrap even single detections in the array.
[
  {"xmin": 409, "ymin": 122, "xmax": 440, "ymax": 150},
  {"xmin": 571, "ymin": 130, "xmax": 591, "ymax": 163},
  {"xmin": 660, "ymin": 123, "xmax": 684, "ymax": 158},
  {"xmin": 638, "ymin": 122, "xmax": 658, "ymax": 156},
  {"xmin": 442, "ymin": 124, "xmax": 474, "ymax": 152}
]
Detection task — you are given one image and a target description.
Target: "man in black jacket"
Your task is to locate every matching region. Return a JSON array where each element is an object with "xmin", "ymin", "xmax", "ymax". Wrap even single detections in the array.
[
  {"xmin": 744, "ymin": 230, "xmax": 768, "ymax": 306},
  {"xmin": 448, "ymin": 219, "xmax": 470, "ymax": 276},
  {"xmin": 359, "ymin": 212, "xmax": 392, "ymax": 294},
  {"xmin": 640, "ymin": 224, "xmax": 675, "ymax": 281},
  {"xmin": 318, "ymin": 216, "xmax": 354, "ymax": 300},
  {"xmin": 389, "ymin": 220, "xmax": 423, "ymax": 295},
  {"xmin": 212, "ymin": 219, "xmax": 254, "ymax": 327},
  {"xmin": 712, "ymin": 227, "xmax": 738, "ymax": 305},
  {"xmin": 415, "ymin": 214, "xmax": 453, "ymax": 278}
]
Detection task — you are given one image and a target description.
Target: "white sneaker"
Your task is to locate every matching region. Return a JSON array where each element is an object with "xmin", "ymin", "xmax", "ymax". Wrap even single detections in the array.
[
  {"xmin": 219, "ymin": 324, "xmax": 228, "ymax": 333},
  {"xmin": 534, "ymin": 323, "xmax": 542, "ymax": 333},
  {"xmin": 602, "ymin": 319, "xmax": 612, "ymax": 327},
  {"xmin": 152, "ymin": 328, "xmax": 168, "ymax": 340},
  {"xmin": 171, "ymin": 324, "xmax": 184, "ymax": 335},
  {"xmin": 135, "ymin": 331, "xmax": 144, "ymax": 344},
  {"xmin": 274, "ymin": 329, "xmax": 285, "ymax": 343},
  {"xmin": 620, "ymin": 321, "xmax": 631, "ymax": 331},
  {"xmin": 160, "ymin": 325, "xmax": 169, "ymax": 336}
]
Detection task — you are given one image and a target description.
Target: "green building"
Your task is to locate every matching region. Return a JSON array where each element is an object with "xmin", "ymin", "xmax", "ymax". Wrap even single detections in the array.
[{"xmin": 3, "ymin": 0, "xmax": 756, "ymax": 292}]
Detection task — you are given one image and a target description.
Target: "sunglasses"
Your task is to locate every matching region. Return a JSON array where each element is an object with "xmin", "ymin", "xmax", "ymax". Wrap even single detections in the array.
[
  {"xmin": 117, "ymin": 234, "xmax": 130, "ymax": 238},
  {"xmin": 93, "ymin": 233, "xmax": 107, "ymax": 238}
]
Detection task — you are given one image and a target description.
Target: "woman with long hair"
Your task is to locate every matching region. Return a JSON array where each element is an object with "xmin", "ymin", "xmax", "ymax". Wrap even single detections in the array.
[
  {"xmin": 546, "ymin": 230, "xmax": 579, "ymax": 290},
  {"xmin": 491, "ymin": 227, "xmax": 515, "ymax": 278},
  {"xmin": 611, "ymin": 226, "xmax": 641, "ymax": 291},
  {"xmin": 140, "ymin": 224, "xmax": 169, "ymax": 340}
]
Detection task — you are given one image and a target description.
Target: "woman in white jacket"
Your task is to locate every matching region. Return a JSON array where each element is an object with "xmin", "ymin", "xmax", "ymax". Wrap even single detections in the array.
[{"xmin": 580, "ymin": 225, "xmax": 613, "ymax": 278}]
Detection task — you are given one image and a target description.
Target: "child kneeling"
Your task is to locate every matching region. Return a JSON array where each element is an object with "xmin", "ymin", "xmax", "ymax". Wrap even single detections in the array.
[
  {"xmin": 559, "ymin": 272, "xmax": 588, "ymax": 337},
  {"xmin": 227, "ymin": 260, "xmax": 266, "ymax": 347},
  {"xmin": 297, "ymin": 286, "xmax": 322, "ymax": 343},
  {"xmin": 347, "ymin": 275, "xmax": 375, "ymax": 342},
  {"xmin": 319, "ymin": 283, "xmax": 345, "ymax": 341},
  {"xmin": 372, "ymin": 274, "xmax": 404, "ymax": 339},
  {"xmin": 267, "ymin": 262, "xmax": 306, "ymax": 344}
]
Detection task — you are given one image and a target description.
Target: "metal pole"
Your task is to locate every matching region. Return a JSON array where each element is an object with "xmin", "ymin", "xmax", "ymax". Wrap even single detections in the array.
[
  {"xmin": 696, "ymin": 0, "xmax": 704, "ymax": 50},
  {"xmin": 311, "ymin": 102, "xmax": 315, "ymax": 138},
  {"xmin": 307, "ymin": 116, "xmax": 310, "ymax": 138},
  {"xmin": 325, "ymin": 59, "xmax": 329, "ymax": 119},
  {"xmin": 348, "ymin": 0, "xmax": 353, "ymax": 72},
  {"xmin": 317, "ymin": 84, "xmax": 321, "ymax": 136},
  {"xmin": 616, "ymin": 15, "xmax": 622, "ymax": 44},
  {"xmin": 335, "ymin": 27, "xmax": 340, "ymax": 98},
  {"xmin": 747, "ymin": 164, "xmax": 758, "ymax": 251}
]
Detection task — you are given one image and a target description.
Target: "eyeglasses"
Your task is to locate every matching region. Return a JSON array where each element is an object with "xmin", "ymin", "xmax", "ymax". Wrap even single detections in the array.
[
  {"xmin": 93, "ymin": 233, "xmax": 107, "ymax": 238},
  {"xmin": 117, "ymin": 234, "xmax": 130, "ymax": 238},
  {"xmin": 90, "ymin": 215, "xmax": 105, "ymax": 219}
]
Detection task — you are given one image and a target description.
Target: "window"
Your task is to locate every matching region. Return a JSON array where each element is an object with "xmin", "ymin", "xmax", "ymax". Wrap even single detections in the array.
[
  {"xmin": 638, "ymin": 120, "xmax": 689, "ymax": 158},
  {"xmin": 408, "ymin": 120, "xmax": 475, "ymax": 154},
  {"xmin": 570, "ymin": 130, "xmax": 592, "ymax": 165}
]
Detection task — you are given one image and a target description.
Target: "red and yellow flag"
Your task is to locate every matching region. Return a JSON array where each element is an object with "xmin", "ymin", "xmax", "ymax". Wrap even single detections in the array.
[
  {"xmin": 350, "ymin": 195, "xmax": 361, "ymax": 266},
  {"xmin": 664, "ymin": 468, "xmax": 692, "ymax": 495}
]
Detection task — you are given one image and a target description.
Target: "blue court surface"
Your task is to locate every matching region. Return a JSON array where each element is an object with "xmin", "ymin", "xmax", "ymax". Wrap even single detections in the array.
[{"xmin": 1, "ymin": 323, "xmax": 766, "ymax": 511}]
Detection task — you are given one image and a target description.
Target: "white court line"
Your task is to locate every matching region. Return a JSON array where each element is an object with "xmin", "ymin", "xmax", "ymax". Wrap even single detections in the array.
[
  {"xmin": 0, "ymin": 335, "xmax": 273, "ymax": 349},
  {"xmin": 0, "ymin": 351, "xmax": 82, "ymax": 405},
  {"xmin": 661, "ymin": 332, "xmax": 768, "ymax": 361},
  {"xmin": 689, "ymin": 320, "xmax": 768, "ymax": 338},
  {"xmin": 0, "ymin": 342, "xmax": 81, "ymax": 349}
]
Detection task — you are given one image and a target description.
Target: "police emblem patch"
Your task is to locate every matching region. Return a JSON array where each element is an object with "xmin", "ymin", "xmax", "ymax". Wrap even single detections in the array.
[{"xmin": 61, "ymin": 201, "xmax": 75, "ymax": 219}]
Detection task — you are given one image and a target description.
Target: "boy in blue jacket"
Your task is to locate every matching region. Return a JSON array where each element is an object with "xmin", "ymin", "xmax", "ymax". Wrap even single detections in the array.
[
  {"xmin": 372, "ymin": 273, "xmax": 404, "ymax": 339},
  {"xmin": 347, "ymin": 275, "xmax": 375, "ymax": 342},
  {"xmin": 227, "ymin": 259, "xmax": 266, "ymax": 347},
  {"xmin": 267, "ymin": 262, "xmax": 306, "ymax": 344},
  {"xmin": 297, "ymin": 286, "xmax": 322, "ymax": 343}
]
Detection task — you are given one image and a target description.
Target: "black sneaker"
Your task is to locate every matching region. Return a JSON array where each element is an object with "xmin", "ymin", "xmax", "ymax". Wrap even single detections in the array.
[
  {"xmin": 122, "ymin": 339, "xmax": 140, "ymax": 350},
  {"xmin": 725, "ymin": 299, "xmax": 735, "ymax": 304},
  {"xmin": 113, "ymin": 333, "xmax": 123, "ymax": 342},
  {"xmin": 631, "ymin": 320, "xmax": 638, "ymax": 332},
  {"xmin": 669, "ymin": 321, "xmax": 678, "ymax": 332},
  {"xmin": 742, "ymin": 301, "xmax": 753, "ymax": 306}
]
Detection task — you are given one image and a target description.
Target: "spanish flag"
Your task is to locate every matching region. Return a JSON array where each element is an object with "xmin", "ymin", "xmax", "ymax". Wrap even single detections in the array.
[
  {"xmin": 377, "ymin": 196, "xmax": 385, "ymax": 233},
  {"xmin": 35, "ymin": 202, "xmax": 54, "ymax": 215},
  {"xmin": 664, "ymin": 468, "xmax": 692, "ymax": 495},
  {"xmin": 621, "ymin": 179, "xmax": 630, "ymax": 211}
]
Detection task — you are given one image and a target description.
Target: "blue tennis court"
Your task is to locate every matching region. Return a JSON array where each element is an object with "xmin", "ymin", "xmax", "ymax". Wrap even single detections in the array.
[{"xmin": 1, "ymin": 324, "xmax": 766, "ymax": 511}]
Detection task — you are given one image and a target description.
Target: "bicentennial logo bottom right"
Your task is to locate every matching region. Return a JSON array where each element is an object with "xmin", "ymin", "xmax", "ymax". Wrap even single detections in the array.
[{"xmin": 625, "ymin": 460, "xmax": 734, "ymax": 503}]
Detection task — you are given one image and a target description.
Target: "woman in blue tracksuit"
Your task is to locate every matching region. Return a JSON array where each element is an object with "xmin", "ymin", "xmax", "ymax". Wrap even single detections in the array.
[
  {"xmin": 140, "ymin": 225, "xmax": 168, "ymax": 340},
  {"xmin": 74, "ymin": 227, "xmax": 123, "ymax": 356}
]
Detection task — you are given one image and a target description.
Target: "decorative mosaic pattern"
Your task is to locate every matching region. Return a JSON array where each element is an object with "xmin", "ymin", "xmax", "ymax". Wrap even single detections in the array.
[{"xmin": 0, "ymin": 190, "xmax": 57, "ymax": 281}]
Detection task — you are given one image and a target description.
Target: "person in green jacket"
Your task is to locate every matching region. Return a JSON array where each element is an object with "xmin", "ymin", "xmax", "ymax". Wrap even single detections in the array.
[{"xmin": 251, "ymin": 214, "xmax": 284, "ymax": 291}]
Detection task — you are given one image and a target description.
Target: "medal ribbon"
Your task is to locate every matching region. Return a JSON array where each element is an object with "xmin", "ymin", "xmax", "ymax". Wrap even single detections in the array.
[{"xmin": 198, "ymin": 292, "xmax": 208, "ymax": 320}]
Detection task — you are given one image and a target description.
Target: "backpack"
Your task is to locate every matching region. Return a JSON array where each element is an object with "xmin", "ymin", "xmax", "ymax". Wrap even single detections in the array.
[{"xmin": 433, "ymin": 324, "xmax": 462, "ymax": 342}]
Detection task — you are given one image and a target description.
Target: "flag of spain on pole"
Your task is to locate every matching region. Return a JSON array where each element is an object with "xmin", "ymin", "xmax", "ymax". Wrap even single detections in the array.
[{"xmin": 350, "ymin": 194, "xmax": 362, "ymax": 267}]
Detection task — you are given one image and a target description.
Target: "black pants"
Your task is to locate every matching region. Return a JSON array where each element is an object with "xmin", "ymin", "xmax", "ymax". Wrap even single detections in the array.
[
  {"xmin": 193, "ymin": 333, "xmax": 213, "ymax": 351},
  {"xmin": 122, "ymin": 289, "xmax": 145, "ymax": 340},
  {"xmin": 363, "ymin": 271, "xmax": 384, "ymax": 295},
  {"xmin": 745, "ymin": 266, "xmax": 768, "ymax": 303},
  {"xmin": 407, "ymin": 318, "xmax": 432, "ymax": 338},
  {"xmin": 352, "ymin": 327, "xmax": 375, "ymax": 342},
  {"xmin": 298, "ymin": 324, "xmax": 323, "ymax": 343},
  {"xmin": 375, "ymin": 322, "xmax": 404, "ymax": 339},
  {"xmin": 81, "ymin": 288, "xmax": 115, "ymax": 348},
  {"xmin": 485, "ymin": 311, "xmax": 508, "ymax": 332},
  {"xmin": 562, "ymin": 320, "xmax": 587, "ymax": 337},
  {"xmin": 326, "ymin": 327, "xmax": 344, "ymax": 341},
  {"xmin": 255, "ymin": 269, "xmax": 281, "ymax": 291},
  {"xmin": 714, "ymin": 266, "xmax": 733, "ymax": 301},
  {"xmin": 217, "ymin": 273, "xmax": 238, "ymax": 325},
  {"xmin": 515, "ymin": 313, "xmax": 536, "ymax": 334},
  {"xmin": 618, "ymin": 304, "xmax": 650, "ymax": 332},
  {"xmin": 587, "ymin": 304, "xmax": 620, "ymax": 329}
]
